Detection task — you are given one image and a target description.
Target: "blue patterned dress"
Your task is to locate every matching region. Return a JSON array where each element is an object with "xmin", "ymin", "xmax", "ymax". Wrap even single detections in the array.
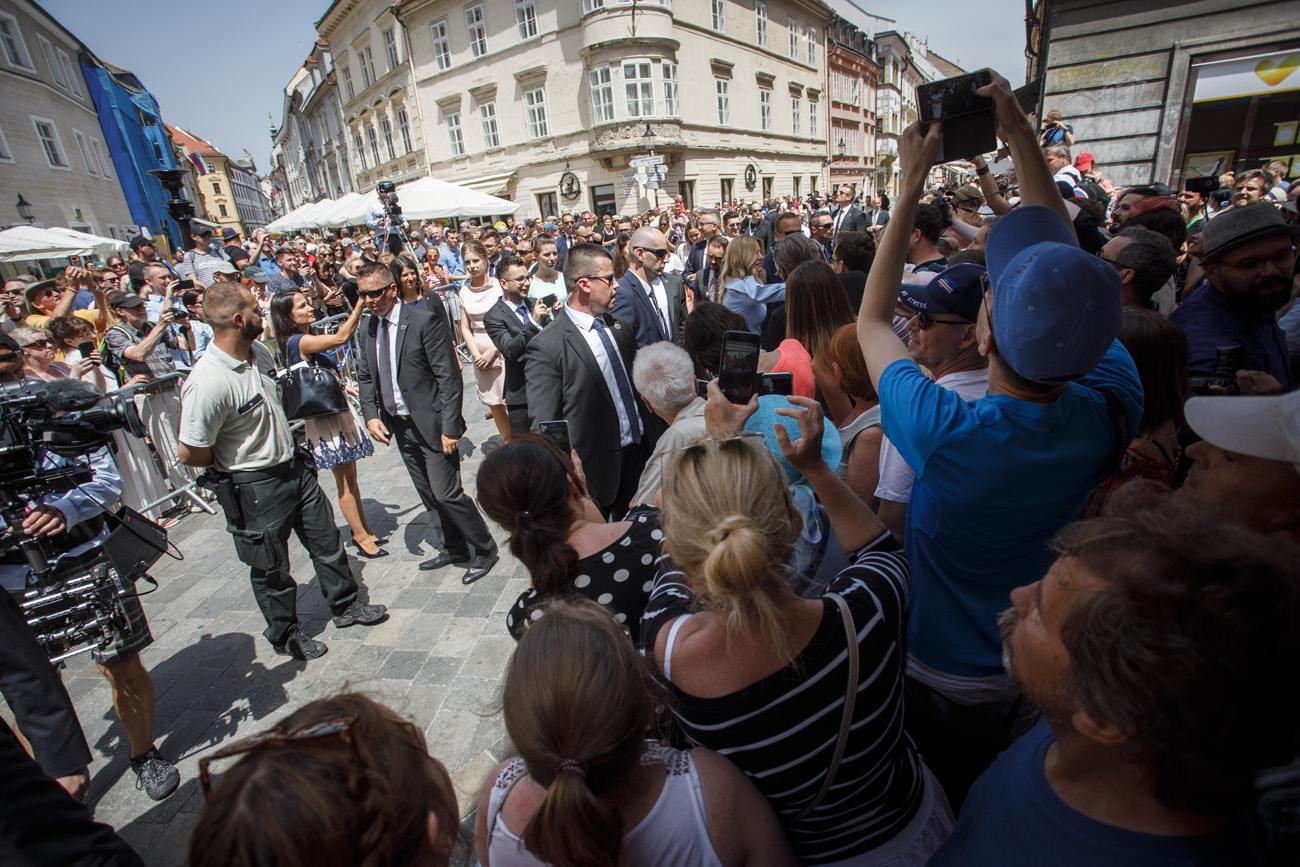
[{"xmin": 287, "ymin": 334, "xmax": 374, "ymax": 470}]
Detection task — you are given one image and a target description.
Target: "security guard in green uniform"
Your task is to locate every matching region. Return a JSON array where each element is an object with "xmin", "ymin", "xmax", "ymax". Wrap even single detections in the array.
[{"xmin": 178, "ymin": 282, "xmax": 386, "ymax": 660}]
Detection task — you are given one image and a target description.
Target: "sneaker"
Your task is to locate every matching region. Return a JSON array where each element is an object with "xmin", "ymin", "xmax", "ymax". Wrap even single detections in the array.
[
  {"xmin": 273, "ymin": 628, "xmax": 328, "ymax": 660},
  {"xmin": 130, "ymin": 748, "xmax": 180, "ymax": 801},
  {"xmin": 332, "ymin": 601, "xmax": 389, "ymax": 629}
]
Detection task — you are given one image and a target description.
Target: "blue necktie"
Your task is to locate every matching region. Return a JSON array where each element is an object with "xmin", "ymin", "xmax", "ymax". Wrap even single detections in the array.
[{"xmin": 592, "ymin": 319, "xmax": 641, "ymax": 443}]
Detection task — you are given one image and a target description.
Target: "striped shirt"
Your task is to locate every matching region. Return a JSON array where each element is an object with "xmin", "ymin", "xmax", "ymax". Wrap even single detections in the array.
[
  {"xmin": 176, "ymin": 246, "xmax": 230, "ymax": 288},
  {"xmin": 641, "ymin": 533, "xmax": 925, "ymax": 865}
]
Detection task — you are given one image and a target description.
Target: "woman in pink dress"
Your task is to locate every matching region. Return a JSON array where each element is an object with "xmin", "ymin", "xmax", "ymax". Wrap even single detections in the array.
[{"xmin": 458, "ymin": 240, "xmax": 509, "ymax": 443}]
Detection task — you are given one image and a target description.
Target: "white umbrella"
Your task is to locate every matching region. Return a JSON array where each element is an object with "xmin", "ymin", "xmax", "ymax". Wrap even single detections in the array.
[
  {"xmin": 0, "ymin": 225, "xmax": 98, "ymax": 262},
  {"xmin": 287, "ymin": 199, "xmax": 341, "ymax": 232},
  {"xmin": 394, "ymin": 177, "xmax": 519, "ymax": 220},
  {"xmin": 313, "ymin": 192, "xmax": 366, "ymax": 228},
  {"xmin": 265, "ymin": 202, "xmax": 317, "ymax": 234},
  {"xmin": 41, "ymin": 227, "xmax": 129, "ymax": 258}
]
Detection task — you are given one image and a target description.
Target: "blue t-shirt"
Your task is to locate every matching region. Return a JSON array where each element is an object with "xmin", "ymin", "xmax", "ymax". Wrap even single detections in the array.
[
  {"xmin": 438, "ymin": 245, "xmax": 465, "ymax": 276},
  {"xmin": 930, "ymin": 719, "xmax": 1261, "ymax": 866},
  {"xmin": 877, "ymin": 340, "xmax": 1142, "ymax": 677},
  {"xmin": 1170, "ymin": 282, "xmax": 1291, "ymax": 390}
]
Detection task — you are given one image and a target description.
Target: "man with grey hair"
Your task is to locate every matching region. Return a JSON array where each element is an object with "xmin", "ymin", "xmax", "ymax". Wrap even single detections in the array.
[
  {"xmin": 630, "ymin": 341, "xmax": 706, "ymax": 506},
  {"xmin": 1101, "ymin": 226, "xmax": 1178, "ymax": 311},
  {"xmin": 1043, "ymin": 143, "xmax": 1081, "ymax": 192}
]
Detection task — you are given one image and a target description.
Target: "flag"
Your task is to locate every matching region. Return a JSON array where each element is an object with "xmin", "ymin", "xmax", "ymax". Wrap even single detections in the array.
[{"xmin": 189, "ymin": 152, "xmax": 207, "ymax": 175}]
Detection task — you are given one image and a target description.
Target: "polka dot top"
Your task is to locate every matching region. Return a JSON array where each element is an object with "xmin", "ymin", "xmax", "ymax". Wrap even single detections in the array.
[{"xmin": 505, "ymin": 506, "xmax": 664, "ymax": 643}]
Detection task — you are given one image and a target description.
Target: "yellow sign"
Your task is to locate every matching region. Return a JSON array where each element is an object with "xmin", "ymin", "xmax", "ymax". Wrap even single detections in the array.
[{"xmin": 1194, "ymin": 49, "xmax": 1300, "ymax": 102}]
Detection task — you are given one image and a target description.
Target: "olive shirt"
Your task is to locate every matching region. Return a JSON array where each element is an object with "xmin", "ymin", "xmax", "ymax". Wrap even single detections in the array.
[{"xmin": 179, "ymin": 343, "xmax": 294, "ymax": 472}]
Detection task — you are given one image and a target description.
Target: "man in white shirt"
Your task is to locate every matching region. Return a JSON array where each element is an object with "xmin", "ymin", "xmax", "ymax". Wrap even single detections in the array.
[
  {"xmin": 1044, "ymin": 144, "xmax": 1082, "ymax": 192},
  {"xmin": 612, "ymin": 227, "xmax": 687, "ymax": 348}
]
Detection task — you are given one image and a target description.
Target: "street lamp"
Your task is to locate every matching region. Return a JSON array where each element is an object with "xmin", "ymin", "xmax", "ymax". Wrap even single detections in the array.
[
  {"xmin": 15, "ymin": 194, "xmax": 35, "ymax": 224},
  {"xmin": 642, "ymin": 122, "xmax": 655, "ymax": 154}
]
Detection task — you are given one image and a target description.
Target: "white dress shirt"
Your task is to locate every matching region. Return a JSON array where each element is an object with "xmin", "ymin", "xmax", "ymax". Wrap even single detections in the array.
[
  {"xmin": 381, "ymin": 302, "xmax": 410, "ymax": 416},
  {"xmin": 564, "ymin": 306, "xmax": 634, "ymax": 446}
]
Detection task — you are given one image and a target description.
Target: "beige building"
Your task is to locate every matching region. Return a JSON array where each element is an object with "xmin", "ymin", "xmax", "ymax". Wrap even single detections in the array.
[
  {"xmin": 0, "ymin": 0, "xmax": 133, "ymax": 239},
  {"xmin": 168, "ymin": 123, "xmax": 271, "ymax": 238},
  {"xmin": 375, "ymin": 0, "xmax": 832, "ymax": 218}
]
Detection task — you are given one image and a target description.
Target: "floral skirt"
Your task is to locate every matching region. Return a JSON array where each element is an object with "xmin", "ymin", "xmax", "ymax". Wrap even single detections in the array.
[{"xmin": 303, "ymin": 403, "xmax": 374, "ymax": 470}]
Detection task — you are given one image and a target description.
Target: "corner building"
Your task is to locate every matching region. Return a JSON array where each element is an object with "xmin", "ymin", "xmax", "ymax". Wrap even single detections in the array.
[{"xmin": 381, "ymin": 0, "xmax": 831, "ymax": 218}]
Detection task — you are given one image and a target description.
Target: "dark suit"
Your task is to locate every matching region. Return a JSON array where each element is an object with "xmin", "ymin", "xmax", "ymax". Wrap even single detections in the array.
[
  {"xmin": 524, "ymin": 308, "xmax": 649, "ymax": 518},
  {"xmin": 755, "ymin": 212, "xmax": 778, "ymax": 253},
  {"xmin": 611, "ymin": 271, "xmax": 687, "ymax": 348},
  {"xmin": 864, "ymin": 208, "xmax": 890, "ymax": 230},
  {"xmin": 830, "ymin": 205, "xmax": 868, "ymax": 237},
  {"xmin": 683, "ymin": 238, "xmax": 709, "ymax": 290},
  {"xmin": 356, "ymin": 300, "xmax": 495, "ymax": 558},
  {"xmin": 483, "ymin": 297, "xmax": 544, "ymax": 434},
  {"xmin": 839, "ymin": 269, "xmax": 868, "ymax": 312}
]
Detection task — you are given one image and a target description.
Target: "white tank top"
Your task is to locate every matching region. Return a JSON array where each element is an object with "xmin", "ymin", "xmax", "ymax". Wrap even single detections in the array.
[{"xmin": 486, "ymin": 746, "xmax": 725, "ymax": 867}]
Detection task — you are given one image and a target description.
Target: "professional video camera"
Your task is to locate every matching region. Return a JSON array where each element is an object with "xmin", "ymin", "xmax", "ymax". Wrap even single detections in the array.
[
  {"xmin": 0, "ymin": 380, "xmax": 152, "ymax": 663},
  {"xmin": 377, "ymin": 179, "xmax": 402, "ymax": 222}
]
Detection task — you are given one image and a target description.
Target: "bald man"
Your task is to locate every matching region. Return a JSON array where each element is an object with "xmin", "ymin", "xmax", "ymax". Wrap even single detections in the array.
[{"xmin": 612, "ymin": 227, "xmax": 688, "ymax": 348}]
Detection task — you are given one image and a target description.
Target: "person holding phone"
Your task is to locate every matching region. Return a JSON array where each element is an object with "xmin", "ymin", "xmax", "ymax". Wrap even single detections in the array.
[{"xmin": 484, "ymin": 255, "xmax": 550, "ymax": 437}]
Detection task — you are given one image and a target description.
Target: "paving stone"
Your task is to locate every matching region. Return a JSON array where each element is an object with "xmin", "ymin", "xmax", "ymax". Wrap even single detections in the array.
[
  {"xmin": 376, "ymin": 648, "xmax": 427, "ymax": 680},
  {"xmin": 414, "ymin": 654, "xmax": 465, "ymax": 686}
]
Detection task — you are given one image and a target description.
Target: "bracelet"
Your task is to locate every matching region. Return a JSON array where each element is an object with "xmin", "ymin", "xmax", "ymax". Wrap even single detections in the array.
[{"xmin": 976, "ymin": 166, "xmax": 990, "ymax": 176}]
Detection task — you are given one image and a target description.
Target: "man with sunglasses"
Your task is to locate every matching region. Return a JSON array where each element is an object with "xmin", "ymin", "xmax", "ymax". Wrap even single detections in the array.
[
  {"xmin": 483, "ymin": 255, "xmax": 549, "ymax": 435},
  {"xmin": 683, "ymin": 209, "xmax": 722, "ymax": 292},
  {"xmin": 612, "ymin": 227, "xmax": 687, "ymax": 349},
  {"xmin": 2, "ymin": 277, "xmax": 30, "ymax": 332}
]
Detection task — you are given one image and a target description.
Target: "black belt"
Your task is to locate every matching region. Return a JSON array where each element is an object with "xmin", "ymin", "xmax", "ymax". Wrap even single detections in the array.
[{"xmin": 224, "ymin": 458, "xmax": 296, "ymax": 484}]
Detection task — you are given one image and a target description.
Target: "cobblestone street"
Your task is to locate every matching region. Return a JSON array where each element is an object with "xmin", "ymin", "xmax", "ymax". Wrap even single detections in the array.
[{"xmin": 62, "ymin": 370, "xmax": 518, "ymax": 865}]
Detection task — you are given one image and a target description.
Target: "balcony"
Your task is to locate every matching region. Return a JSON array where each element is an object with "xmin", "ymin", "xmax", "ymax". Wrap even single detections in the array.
[
  {"xmin": 580, "ymin": 5, "xmax": 678, "ymax": 57},
  {"xmin": 876, "ymin": 139, "xmax": 897, "ymax": 158},
  {"xmin": 588, "ymin": 119, "xmax": 684, "ymax": 164}
]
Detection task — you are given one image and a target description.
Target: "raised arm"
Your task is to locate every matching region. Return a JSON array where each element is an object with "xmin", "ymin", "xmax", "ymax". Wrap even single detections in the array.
[
  {"xmin": 296, "ymin": 297, "xmax": 365, "ymax": 355},
  {"xmin": 979, "ymin": 71, "xmax": 1071, "ymax": 226}
]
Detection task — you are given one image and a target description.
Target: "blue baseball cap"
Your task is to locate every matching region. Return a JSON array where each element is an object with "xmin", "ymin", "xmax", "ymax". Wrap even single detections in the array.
[
  {"xmin": 984, "ymin": 205, "xmax": 1122, "ymax": 384},
  {"xmin": 899, "ymin": 262, "xmax": 986, "ymax": 323}
]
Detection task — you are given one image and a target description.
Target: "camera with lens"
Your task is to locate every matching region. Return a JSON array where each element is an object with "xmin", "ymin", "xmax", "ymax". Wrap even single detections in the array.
[
  {"xmin": 1188, "ymin": 345, "xmax": 1249, "ymax": 396},
  {"xmin": 1, "ymin": 380, "xmax": 153, "ymax": 663},
  {"xmin": 377, "ymin": 179, "xmax": 402, "ymax": 221}
]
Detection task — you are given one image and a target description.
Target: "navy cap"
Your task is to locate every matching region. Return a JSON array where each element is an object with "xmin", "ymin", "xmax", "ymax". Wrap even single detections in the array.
[
  {"xmin": 899, "ymin": 263, "xmax": 986, "ymax": 323},
  {"xmin": 985, "ymin": 206, "xmax": 1122, "ymax": 384}
]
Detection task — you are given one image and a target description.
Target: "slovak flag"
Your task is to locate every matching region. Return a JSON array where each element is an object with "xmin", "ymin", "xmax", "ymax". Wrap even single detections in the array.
[{"xmin": 189, "ymin": 152, "xmax": 207, "ymax": 175}]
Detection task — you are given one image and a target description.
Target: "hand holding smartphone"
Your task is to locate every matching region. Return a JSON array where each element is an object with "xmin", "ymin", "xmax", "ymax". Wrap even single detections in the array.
[
  {"xmin": 537, "ymin": 419, "xmax": 571, "ymax": 454},
  {"xmin": 917, "ymin": 68, "xmax": 996, "ymax": 165},
  {"xmin": 717, "ymin": 330, "xmax": 761, "ymax": 405}
]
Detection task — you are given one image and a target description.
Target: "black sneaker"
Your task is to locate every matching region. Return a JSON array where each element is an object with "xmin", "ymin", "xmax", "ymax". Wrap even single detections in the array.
[
  {"xmin": 130, "ymin": 748, "xmax": 180, "ymax": 801},
  {"xmin": 273, "ymin": 628, "xmax": 328, "ymax": 660},
  {"xmin": 332, "ymin": 601, "xmax": 389, "ymax": 629}
]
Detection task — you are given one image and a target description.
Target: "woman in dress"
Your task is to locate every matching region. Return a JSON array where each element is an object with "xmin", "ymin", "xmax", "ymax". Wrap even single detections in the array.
[
  {"xmin": 476, "ymin": 434, "xmax": 659, "ymax": 642},
  {"xmin": 270, "ymin": 290, "xmax": 385, "ymax": 558},
  {"xmin": 475, "ymin": 596, "xmax": 797, "ymax": 867},
  {"xmin": 458, "ymin": 239, "xmax": 509, "ymax": 443}
]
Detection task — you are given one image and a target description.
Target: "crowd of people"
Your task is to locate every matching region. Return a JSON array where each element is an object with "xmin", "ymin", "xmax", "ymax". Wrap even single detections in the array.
[{"xmin": 3, "ymin": 63, "xmax": 1300, "ymax": 867}]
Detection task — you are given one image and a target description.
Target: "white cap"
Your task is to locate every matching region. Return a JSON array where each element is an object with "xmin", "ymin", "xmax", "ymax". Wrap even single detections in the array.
[{"xmin": 1184, "ymin": 391, "xmax": 1300, "ymax": 474}]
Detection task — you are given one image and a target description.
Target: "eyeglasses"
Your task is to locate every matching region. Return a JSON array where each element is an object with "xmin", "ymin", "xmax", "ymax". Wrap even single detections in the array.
[
  {"xmin": 913, "ymin": 310, "xmax": 974, "ymax": 329},
  {"xmin": 199, "ymin": 714, "xmax": 362, "ymax": 799},
  {"xmin": 356, "ymin": 285, "xmax": 392, "ymax": 298},
  {"xmin": 38, "ymin": 288, "xmax": 62, "ymax": 298},
  {"xmin": 813, "ymin": 222, "xmax": 833, "ymax": 230},
  {"xmin": 1215, "ymin": 246, "xmax": 1297, "ymax": 274},
  {"xmin": 635, "ymin": 247, "xmax": 669, "ymax": 259},
  {"xmin": 20, "ymin": 338, "xmax": 52, "ymax": 349},
  {"xmin": 501, "ymin": 275, "xmax": 531, "ymax": 285},
  {"xmin": 579, "ymin": 274, "xmax": 614, "ymax": 285}
]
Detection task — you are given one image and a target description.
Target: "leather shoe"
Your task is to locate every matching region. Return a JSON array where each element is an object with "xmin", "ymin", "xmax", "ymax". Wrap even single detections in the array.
[
  {"xmin": 462, "ymin": 550, "xmax": 499, "ymax": 585},
  {"xmin": 419, "ymin": 551, "xmax": 470, "ymax": 571}
]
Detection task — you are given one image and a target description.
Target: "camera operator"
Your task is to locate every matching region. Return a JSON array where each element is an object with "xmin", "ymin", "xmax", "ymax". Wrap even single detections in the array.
[
  {"xmin": 0, "ymin": 367, "xmax": 179, "ymax": 801},
  {"xmin": 366, "ymin": 181, "xmax": 408, "ymax": 256},
  {"xmin": 140, "ymin": 264, "xmax": 197, "ymax": 371},
  {"xmin": 1038, "ymin": 108, "xmax": 1074, "ymax": 147}
]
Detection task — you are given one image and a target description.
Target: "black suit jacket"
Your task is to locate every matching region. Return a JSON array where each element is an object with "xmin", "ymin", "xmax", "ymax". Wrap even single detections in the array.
[
  {"xmin": 483, "ymin": 297, "xmax": 543, "ymax": 407},
  {"xmin": 611, "ymin": 271, "xmax": 686, "ymax": 347},
  {"xmin": 524, "ymin": 308, "xmax": 646, "ymax": 510},
  {"xmin": 831, "ymin": 205, "xmax": 868, "ymax": 236},
  {"xmin": 355, "ymin": 299, "xmax": 465, "ymax": 446},
  {"xmin": 683, "ymin": 238, "xmax": 709, "ymax": 289},
  {"xmin": 863, "ymin": 208, "xmax": 890, "ymax": 229}
]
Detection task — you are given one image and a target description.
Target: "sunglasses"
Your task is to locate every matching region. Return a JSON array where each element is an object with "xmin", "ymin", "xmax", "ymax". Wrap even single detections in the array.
[
  {"xmin": 636, "ymin": 247, "xmax": 669, "ymax": 259},
  {"xmin": 356, "ymin": 285, "xmax": 391, "ymax": 298},
  {"xmin": 199, "ymin": 714, "xmax": 362, "ymax": 798},
  {"xmin": 913, "ymin": 310, "xmax": 973, "ymax": 329},
  {"xmin": 665, "ymin": 430, "xmax": 764, "ymax": 460},
  {"xmin": 0, "ymin": 352, "xmax": 19, "ymax": 363},
  {"xmin": 21, "ymin": 338, "xmax": 52, "ymax": 349}
]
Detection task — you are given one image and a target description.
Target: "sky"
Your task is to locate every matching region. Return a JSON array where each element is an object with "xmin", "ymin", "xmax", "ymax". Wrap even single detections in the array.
[{"xmin": 44, "ymin": 0, "xmax": 1029, "ymax": 175}]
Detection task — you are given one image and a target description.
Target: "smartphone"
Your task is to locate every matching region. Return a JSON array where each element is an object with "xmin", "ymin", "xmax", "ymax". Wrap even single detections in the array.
[
  {"xmin": 174, "ymin": 279, "xmax": 195, "ymax": 291},
  {"xmin": 537, "ymin": 419, "xmax": 571, "ymax": 454},
  {"xmin": 717, "ymin": 330, "xmax": 762, "ymax": 405},
  {"xmin": 758, "ymin": 371, "xmax": 794, "ymax": 397},
  {"xmin": 1185, "ymin": 176, "xmax": 1220, "ymax": 194},
  {"xmin": 541, "ymin": 294, "xmax": 557, "ymax": 308},
  {"xmin": 77, "ymin": 340, "xmax": 95, "ymax": 357},
  {"xmin": 69, "ymin": 255, "xmax": 83, "ymax": 267},
  {"xmin": 918, "ymin": 69, "xmax": 996, "ymax": 165}
]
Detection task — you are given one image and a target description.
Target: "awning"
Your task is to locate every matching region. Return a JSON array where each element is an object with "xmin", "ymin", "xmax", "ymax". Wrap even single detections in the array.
[
  {"xmin": 0, "ymin": 226, "xmax": 106, "ymax": 263},
  {"xmin": 457, "ymin": 171, "xmax": 517, "ymax": 196}
]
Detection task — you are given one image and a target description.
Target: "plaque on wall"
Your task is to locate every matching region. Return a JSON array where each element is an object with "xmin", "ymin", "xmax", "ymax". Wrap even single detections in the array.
[{"xmin": 559, "ymin": 172, "xmax": 582, "ymax": 200}]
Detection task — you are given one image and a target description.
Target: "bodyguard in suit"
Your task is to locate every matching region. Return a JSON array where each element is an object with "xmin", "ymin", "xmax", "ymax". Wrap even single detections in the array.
[
  {"xmin": 525, "ymin": 244, "xmax": 650, "ymax": 520},
  {"xmin": 483, "ymin": 254, "xmax": 549, "ymax": 435},
  {"xmin": 829, "ymin": 185, "xmax": 868, "ymax": 237},
  {"xmin": 682, "ymin": 209, "xmax": 722, "ymax": 291},
  {"xmin": 611, "ymin": 227, "xmax": 687, "ymax": 348},
  {"xmin": 354, "ymin": 261, "xmax": 498, "ymax": 583},
  {"xmin": 864, "ymin": 193, "xmax": 891, "ymax": 233}
]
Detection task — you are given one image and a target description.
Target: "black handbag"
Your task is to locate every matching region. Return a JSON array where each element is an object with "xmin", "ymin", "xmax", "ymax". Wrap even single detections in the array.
[{"xmin": 278, "ymin": 360, "xmax": 348, "ymax": 420}]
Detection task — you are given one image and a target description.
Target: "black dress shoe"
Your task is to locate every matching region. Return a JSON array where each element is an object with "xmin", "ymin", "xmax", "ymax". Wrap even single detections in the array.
[
  {"xmin": 462, "ymin": 550, "xmax": 500, "ymax": 585},
  {"xmin": 353, "ymin": 543, "xmax": 389, "ymax": 559},
  {"xmin": 420, "ymin": 551, "xmax": 470, "ymax": 571}
]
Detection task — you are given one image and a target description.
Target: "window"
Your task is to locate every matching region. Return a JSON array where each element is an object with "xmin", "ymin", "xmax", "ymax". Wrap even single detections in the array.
[
  {"xmin": 37, "ymin": 36, "xmax": 66, "ymax": 88},
  {"xmin": 384, "ymin": 28, "xmax": 398, "ymax": 70},
  {"xmin": 466, "ymin": 6, "xmax": 488, "ymax": 58},
  {"xmin": 354, "ymin": 132, "xmax": 367, "ymax": 169},
  {"xmin": 0, "ymin": 13, "xmax": 34, "ymax": 70},
  {"xmin": 73, "ymin": 129, "xmax": 96, "ymax": 174},
  {"xmin": 342, "ymin": 66, "xmax": 354, "ymax": 100},
  {"xmin": 479, "ymin": 101, "xmax": 499, "ymax": 149},
  {"xmin": 589, "ymin": 66, "xmax": 614, "ymax": 123},
  {"xmin": 591, "ymin": 184, "xmax": 616, "ymax": 219},
  {"xmin": 31, "ymin": 117, "xmax": 68, "ymax": 168},
  {"xmin": 582, "ymin": 0, "xmax": 605, "ymax": 12},
  {"xmin": 662, "ymin": 61, "xmax": 678, "ymax": 116},
  {"xmin": 360, "ymin": 52, "xmax": 371, "ymax": 87},
  {"xmin": 525, "ymin": 87, "xmax": 549, "ymax": 139},
  {"xmin": 364, "ymin": 46, "xmax": 377, "ymax": 83},
  {"xmin": 852, "ymin": 79, "xmax": 862, "ymax": 107},
  {"xmin": 58, "ymin": 46, "xmax": 80, "ymax": 98},
  {"xmin": 446, "ymin": 111, "xmax": 465, "ymax": 156},
  {"xmin": 791, "ymin": 97, "xmax": 800, "ymax": 136},
  {"xmin": 624, "ymin": 61, "xmax": 653, "ymax": 118},
  {"xmin": 755, "ymin": 2, "xmax": 767, "ymax": 47},
  {"xmin": 430, "ymin": 22, "xmax": 452, "ymax": 71},
  {"xmin": 218, "ymin": 204, "xmax": 228, "ymax": 218},
  {"xmin": 367, "ymin": 125, "xmax": 380, "ymax": 166},
  {"xmin": 380, "ymin": 117, "xmax": 396, "ymax": 161},
  {"xmin": 211, "ymin": 181, "xmax": 221, "ymax": 195},
  {"xmin": 721, "ymin": 177, "xmax": 733, "ymax": 204},
  {"xmin": 793, "ymin": 176, "xmax": 800, "ymax": 198},
  {"xmin": 536, "ymin": 192, "xmax": 557, "ymax": 220},
  {"xmin": 715, "ymin": 79, "xmax": 730, "ymax": 126},
  {"xmin": 833, "ymin": 72, "xmax": 840, "ymax": 102},
  {"xmin": 397, "ymin": 108, "xmax": 413, "ymax": 153},
  {"xmin": 205, "ymin": 161, "xmax": 215, "ymax": 173},
  {"xmin": 808, "ymin": 99, "xmax": 818, "ymax": 138},
  {"xmin": 0, "ymin": 123, "xmax": 14, "ymax": 162},
  {"xmin": 515, "ymin": 0, "xmax": 537, "ymax": 40},
  {"xmin": 788, "ymin": 19, "xmax": 798, "ymax": 60},
  {"xmin": 710, "ymin": 0, "xmax": 724, "ymax": 32},
  {"xmin": 807, "ymin": 27, "xmax": 816, "ymax": 65},
  {"xmin": 759, "ymin": 89, "xmax": 771, "ymax": 131}
]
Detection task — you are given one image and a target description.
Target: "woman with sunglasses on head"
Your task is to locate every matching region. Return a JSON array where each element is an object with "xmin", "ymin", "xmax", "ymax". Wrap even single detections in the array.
[
  {"xmin": 192, "ymin": 693, "xmax": 461, "ymax": 867},
  {"xmin": 642, "ymin": 397, "xmax": 953, "ymax": 866},
  {"xmin": 476, "ymin": 596, "xmax": 798, "ymax": 867},
  {"xmin": 269, "ymin": 289, "xmax": 386, "ymax": 558}
]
